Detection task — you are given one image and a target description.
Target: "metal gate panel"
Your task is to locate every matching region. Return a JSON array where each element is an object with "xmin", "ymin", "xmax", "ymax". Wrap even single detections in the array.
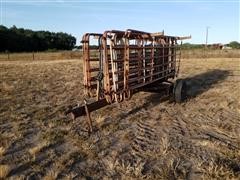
[{"xmin": 82, "ymin": 29, "xmax": 190, "ymax": 103}]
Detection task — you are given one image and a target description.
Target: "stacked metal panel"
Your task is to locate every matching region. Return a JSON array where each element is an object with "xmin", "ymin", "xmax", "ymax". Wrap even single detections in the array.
[{"xmin": 82, "ymin": 29, "xmax": 189, "ymax": 103}]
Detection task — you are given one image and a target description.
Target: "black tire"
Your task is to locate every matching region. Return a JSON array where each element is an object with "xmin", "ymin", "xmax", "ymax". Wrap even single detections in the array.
[{"xmin": 174, "ymin": 79, "xmax": 187, "ymax": 103}]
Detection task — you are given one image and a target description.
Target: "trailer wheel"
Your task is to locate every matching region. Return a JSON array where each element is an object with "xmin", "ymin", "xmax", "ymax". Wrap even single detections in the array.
[{"xmin": 174, "ymin": 79, "xmax": 187, "ymax": 103}]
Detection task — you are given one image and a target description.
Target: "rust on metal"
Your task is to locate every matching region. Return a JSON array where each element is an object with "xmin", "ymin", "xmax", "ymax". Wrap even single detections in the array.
[
  {"xmin": 66, "ymin": 29, "xmax": 191, "ymax": 132},
  {"xmin": 84, "ymin": 99, "xmax": 93, "ymax": 133}
]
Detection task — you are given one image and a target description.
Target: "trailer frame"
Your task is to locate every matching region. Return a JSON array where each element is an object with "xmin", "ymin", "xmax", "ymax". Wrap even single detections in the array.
[{"xmin": 66, "ymin": 29, "xmax": 191, "ymax": 133}]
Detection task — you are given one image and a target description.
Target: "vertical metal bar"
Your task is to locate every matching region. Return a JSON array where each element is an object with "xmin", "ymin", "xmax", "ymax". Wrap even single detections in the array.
[
  {"xmin": 84, "ymin": 99, "xmax": 93, "ymax": 133},
  {"xmin": 86, "ymin": 35, "xmax": 91, "ymax": 94},
  {"xmin": 82, "ymin": 34, "xmax": 88, "ymax": 95},
  {"xmin": 143, "ymin": 40, "xmax": 146, "ymax": 83},
  {"xmin": 150, "ymin": 38, "xmax": 154, "ymax": 81},
  {"xmin": 97, "ymin": 35, "xmax": 103, "ymax": 100},
  {"xmin": 167, "ymin": 37, "xmax": 170, "ymax": 74},
  {"xmin": 137, "ymin": 39, "xmax": 142, "ymax": 83},
  {"xmin": 170, "ymin": 38, "xmax": 173, "ymax": 73},
  {"xmin": 113, "ymin": 36, "xmax": 118, "ymax": 91},
  {"xmin": 96, "ymin": 80, "xmax": 100, "ymax": 100},
  {"xmin": 124, "ymin": 35, "xmax": 129, "ymax": 93},
  {"xmin": 176, "ymin": 40, "xmax": 182, "ymax": 77},
  {"xmin": 102, "ymin": 33, "xmax": 111, "ymax": 102},
  {"xmin": 110, "ymin": 35, "xmax": 117, "ymax": 96},
  {"xmin": 164, "ymin": 37, "xmax": 168, "ymax": 77},
  {"xmin": 162, "ymin": 39, "xmax": 165, "ymax": 78},
  {"xmin": 172, "ymin": 38, "xmax": 176, "ymax": 74}
]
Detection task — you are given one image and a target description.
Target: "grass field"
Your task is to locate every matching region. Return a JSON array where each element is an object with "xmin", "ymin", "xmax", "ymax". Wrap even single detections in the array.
[
  {"xmin": 0, "ymin": 53, "xmax": 240, "ymax": 178},
  {"xmin": 0, "ymin": 51, "xmax": 82, "ymax": 61},
  {"xmin": 0, "ymin": 49, "xmax": 240, "ymax": 61}
]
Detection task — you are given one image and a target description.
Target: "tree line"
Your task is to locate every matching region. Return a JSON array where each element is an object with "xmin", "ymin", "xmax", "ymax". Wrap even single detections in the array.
[
  {"xmin": 181, "ymin": 41, "xmax": 240, "ymax": 50},
  {"xmin": 0, "ymin": 25, "xmax": 76, "ymax": 52}
]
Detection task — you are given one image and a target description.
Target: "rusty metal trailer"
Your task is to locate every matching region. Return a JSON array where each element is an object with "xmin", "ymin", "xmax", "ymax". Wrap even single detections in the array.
[{"xmin": 66, "ymin": 29, "xmax": 191, "ymax": 133}]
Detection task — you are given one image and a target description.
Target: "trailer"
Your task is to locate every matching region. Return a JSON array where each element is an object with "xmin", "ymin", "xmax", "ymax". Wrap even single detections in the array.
[{"xmin": 66, "ymin": 29, "xmax": 191, "ymax": 133}]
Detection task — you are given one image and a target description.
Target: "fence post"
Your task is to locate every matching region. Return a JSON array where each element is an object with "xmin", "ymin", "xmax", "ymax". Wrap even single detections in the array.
[{"xmin": 33, "ymin": 52, "xmax": 35, "ymax": 60}]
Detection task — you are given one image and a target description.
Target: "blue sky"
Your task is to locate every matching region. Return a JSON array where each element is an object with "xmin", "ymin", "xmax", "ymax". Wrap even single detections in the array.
[{"xmin": 1, "ymin": 0, "xmax": 239, "ymax": 45}]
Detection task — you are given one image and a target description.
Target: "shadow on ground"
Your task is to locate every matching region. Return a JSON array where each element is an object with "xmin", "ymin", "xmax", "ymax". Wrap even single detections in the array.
[
  {"xmin": 184, "ymin": 69, "xmax": 230, "ymax": 98},
  {"xmin": 123, "ymin": 69, "xmax": 230, "ymax": 118}
]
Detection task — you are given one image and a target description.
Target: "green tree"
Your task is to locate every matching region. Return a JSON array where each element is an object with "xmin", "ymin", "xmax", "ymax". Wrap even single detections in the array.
[
  {"xmin": 228, "ymin": 41, "xmax": 240, "ymax": 49},
  {"xmin": 0, "ymin": 25, "xmax": 76, "ymax": 52}
]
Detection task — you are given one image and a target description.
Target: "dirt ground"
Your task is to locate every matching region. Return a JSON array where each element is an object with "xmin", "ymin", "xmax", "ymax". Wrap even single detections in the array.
[{"xmin": 0, "ymin": 57, "xmax": 240, "ymax": 179}]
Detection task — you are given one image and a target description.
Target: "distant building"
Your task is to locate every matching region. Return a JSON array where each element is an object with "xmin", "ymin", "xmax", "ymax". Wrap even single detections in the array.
[
  {"xmin": 72, "ymin": 48, "xmax": 80, "ymax": 51},
  {"xmin": 222, "ymin": 46, "xmax": 232, "ymax": 50},
  {"xmin": 207, "ymin": 43, "xmax": 223, "ymax": 49}
]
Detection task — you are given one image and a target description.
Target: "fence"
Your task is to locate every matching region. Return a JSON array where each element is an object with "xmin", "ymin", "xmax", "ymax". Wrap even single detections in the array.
[
  {"xmin": 0, "ymin": 49, "xmax": 239, "ymax": 61},
  {"xmin": 0, "ymin": 51, "xmax": 82, "ymax": 61}
]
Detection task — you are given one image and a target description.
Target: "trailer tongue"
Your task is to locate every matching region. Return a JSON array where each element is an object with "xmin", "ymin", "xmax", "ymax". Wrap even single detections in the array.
[{"xmin": 66, "ymin": 29, "xmax": 191, "ymax": 133}]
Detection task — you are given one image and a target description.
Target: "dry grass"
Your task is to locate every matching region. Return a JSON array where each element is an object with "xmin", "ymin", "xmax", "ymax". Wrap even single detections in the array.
[
  {"xmin": 160, "ymin": 137, "xmax": 170, "ymax": 155},
  {"xmin": 0, "ymin": 51, "xmax": 81, "ymax": 61},
  {"xmin": 43, "ymin": 170, "xmax": 58, "ymax": 180},
  {"xmin": 0, "ymin": 49, "xmax": 239, "ymax": 61},
  {"xmin": 28, "ymin": 141, "xmax": 50, "ymax": 160},
  {"xmin": 181, "ymin": 49, "xmax": 240, "ymax": 58},
  {"xmin": 119, "ymin": 159, "xmax": 145, "ymax": 177},
  {"xmin": 199, "ymin": 160, "xmax": 236, "ymax": 179},
  {"xmin": 0, "ymin": 147, "xmax": 6, "ymax": 157},
  {"xmin": 0, "ymin": 52, "xmax": 240, "ymax": 178},
  {"xmin": 0, "ymin": 165, "xmax": 11, "ymax": 179}
]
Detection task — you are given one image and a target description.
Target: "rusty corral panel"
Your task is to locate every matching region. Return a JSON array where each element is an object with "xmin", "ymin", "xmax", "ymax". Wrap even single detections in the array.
[
  {"xmin": 66, "ymin": 29, "xmax": 191, "ymax": 133},
  {"xmin": 82, "ymin": 29, "xmax": 190, "ymax": 103}
]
